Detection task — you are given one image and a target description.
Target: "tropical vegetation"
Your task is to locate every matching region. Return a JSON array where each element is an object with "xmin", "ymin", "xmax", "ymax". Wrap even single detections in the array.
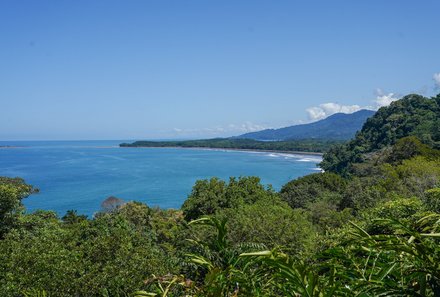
[
  {"xmin": 120, "ymin": 138, "xmax": 343, "ymax": 153},
  {"xmin": 1, "ymin": 93, "xmax": 440, "ymax": 296}
]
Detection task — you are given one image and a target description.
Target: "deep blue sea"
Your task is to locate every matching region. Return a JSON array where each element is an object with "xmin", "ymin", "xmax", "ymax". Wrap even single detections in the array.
[{"xmin": 0, "ymin": 140, "xmax": 322, "ymax": 216}]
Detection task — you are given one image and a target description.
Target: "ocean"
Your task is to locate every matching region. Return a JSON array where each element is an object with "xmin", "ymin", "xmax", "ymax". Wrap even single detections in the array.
[{"xmin": 0, "ymin": 140, "xmax": 322, "ymax": 216}]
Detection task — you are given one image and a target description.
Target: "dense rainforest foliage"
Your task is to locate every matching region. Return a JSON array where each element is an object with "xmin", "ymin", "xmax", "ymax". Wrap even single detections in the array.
[
  {"xmin": 1, "ymin": 93, "xmax": 440, "ymax": 296},
  {"xmin": 321, "ymin": 93, "xmax": 440, "ymax": 175},
  {"xmin": 120, "ymin": 138, "xmax": 343, "ymax": 153}
]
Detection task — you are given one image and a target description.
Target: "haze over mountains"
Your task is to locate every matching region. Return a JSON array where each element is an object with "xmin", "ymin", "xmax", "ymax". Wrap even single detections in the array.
[{"xmin": 238, "ymin": 109, "xmax": 375, "ymax": 141}]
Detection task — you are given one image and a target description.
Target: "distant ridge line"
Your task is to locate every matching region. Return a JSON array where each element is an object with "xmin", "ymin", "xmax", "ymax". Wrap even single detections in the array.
[{"xmin": 237, "ymin": 109, "xmax": 375, "ymax": 141}]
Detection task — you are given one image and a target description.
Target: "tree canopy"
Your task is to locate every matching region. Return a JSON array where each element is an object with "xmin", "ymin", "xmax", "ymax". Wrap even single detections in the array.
[{"xmin": 2, "ymin": 93, "xmax": 440, "ymax": 296}]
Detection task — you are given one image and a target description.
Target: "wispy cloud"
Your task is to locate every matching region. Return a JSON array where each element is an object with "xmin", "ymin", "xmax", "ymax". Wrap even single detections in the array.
[
  {"xmin": 228, "ymin": 122, "xmax": 269, "ymax": 133},
  {"xmin": 434, "ymin": 73, "xmax": 440, "ymax": 88},
  {"xmin": 171, "ymin": 121, "xmax": 271, "ymax": 137}
]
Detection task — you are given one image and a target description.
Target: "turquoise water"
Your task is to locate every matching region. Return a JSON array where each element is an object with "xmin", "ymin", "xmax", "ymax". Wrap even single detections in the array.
[{"xmin": 0, "ymin": 140, "xmax": 322, "ymax": 216}]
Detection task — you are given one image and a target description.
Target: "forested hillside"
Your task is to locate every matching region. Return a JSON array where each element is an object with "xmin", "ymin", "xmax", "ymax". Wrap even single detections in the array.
[
  {"xmin": 1, "ymin": 93, "xmax": 440, "ymax": 296},
  {"xmin": 321, "ymin": 93, "xmax": 440, "ymax": 175},
  {"xmin": 121, "ymin": 138, "xmax": 341, "ymax": 153}
]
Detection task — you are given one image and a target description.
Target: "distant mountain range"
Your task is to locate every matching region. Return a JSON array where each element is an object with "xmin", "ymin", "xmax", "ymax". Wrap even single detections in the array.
[
  {"xmin": 121, "ymin": 109, "xmax": 376, "ymax": 153},
  {"xmin": 238, "ymin": 109, "xmax": 375, "ymax": 141}
]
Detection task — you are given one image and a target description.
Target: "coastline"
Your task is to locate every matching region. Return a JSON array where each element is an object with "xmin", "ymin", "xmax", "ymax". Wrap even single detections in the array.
[
  {"xmin": 0, "ymin": 144, "xmax": 323, "ymax": 156},
  {"xmin": 120, "ymin": 145, "xmax": 324, "ymax": 156}
]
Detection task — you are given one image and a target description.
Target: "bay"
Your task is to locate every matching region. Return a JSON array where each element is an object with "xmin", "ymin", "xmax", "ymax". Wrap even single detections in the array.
[{"xmin": 0, "ymin": 140, "xmax": 322, "ymax": 216}]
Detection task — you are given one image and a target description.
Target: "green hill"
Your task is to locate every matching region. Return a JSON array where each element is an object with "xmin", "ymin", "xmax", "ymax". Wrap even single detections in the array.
[{"xmin": 321, "ymin": 93, "xmax": 440, "ymax": 174}]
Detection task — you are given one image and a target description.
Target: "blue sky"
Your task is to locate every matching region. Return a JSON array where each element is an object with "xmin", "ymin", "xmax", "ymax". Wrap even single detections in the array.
[{"xmin": 1, "ymin": 0, "xmax": 439, "ymax": 140}]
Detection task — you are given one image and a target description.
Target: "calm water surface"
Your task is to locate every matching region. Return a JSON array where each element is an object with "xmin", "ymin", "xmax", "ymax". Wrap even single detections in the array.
[{"xmin": 0, "ymin": 140, "xmax": 322, "ymax": 216}]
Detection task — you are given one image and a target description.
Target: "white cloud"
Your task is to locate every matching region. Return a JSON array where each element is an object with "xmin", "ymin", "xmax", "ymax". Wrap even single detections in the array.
[
  {"xmin": 434, "ymin": 73, "xmax": 440, "ymax": 88},
  {"xmin": 305, "ymin": 88, "xmax": 401, "ymax": 121},
  {"xmin": 374, "ymin": 88, "xmax": 399, "ymax": 108},
  {"xmin": 306, "ymin": 103, "xmax": 362, "ymax": 121},
  {"xmin": 171, "ymin": 122, "xmax": 271, "ymax": 137},
  {"xmin": 228, "ymin": 122, "xmax": 269, "ymax": 133}
]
